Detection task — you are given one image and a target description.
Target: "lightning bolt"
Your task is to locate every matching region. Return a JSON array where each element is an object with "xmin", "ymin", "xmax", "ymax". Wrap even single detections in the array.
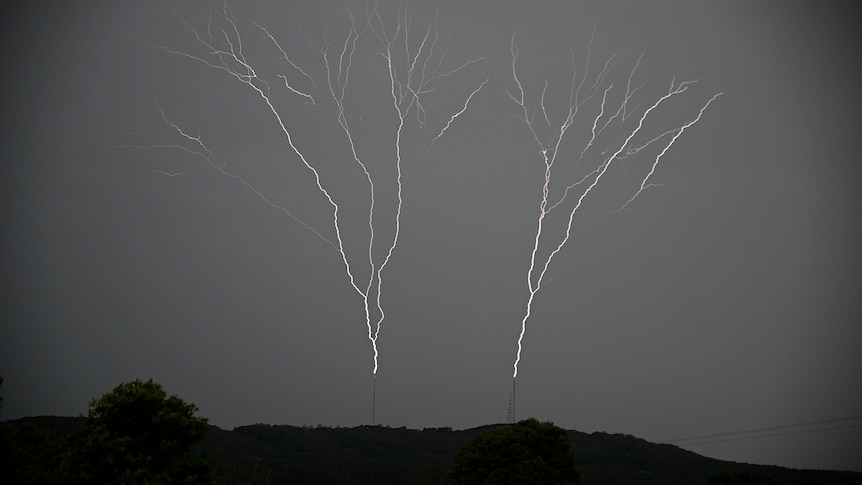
[
  {"xmin": 129, "ymin": 2, "xmax": 486, "ymax": 421},
  {"xmin": 613, "ymin": 91, "xmax": 723, "ymax": 213},
  {"xmin": 507, "ymin": 31, "xmax": 722, "ymax": 385},
  {"xmin": 152, "ymin": 5, "xmax": 368, "ymax": 331},
  {"xmin": 360, "ymin": 1, "xmax": 486, "ymax": 378}
]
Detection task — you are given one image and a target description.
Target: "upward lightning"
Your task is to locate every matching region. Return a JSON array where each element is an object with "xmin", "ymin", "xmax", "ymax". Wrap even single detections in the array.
[
  {"xmin": 507, "ymin": 31, "xmax": 722, "ymax": 385},
  {"xmin": 131, "ymin": 1, "xmax": 486, "ymax": 423}
]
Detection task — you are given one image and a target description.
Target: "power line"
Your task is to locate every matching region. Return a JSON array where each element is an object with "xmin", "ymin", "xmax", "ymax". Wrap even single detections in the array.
[
  {"xmin": 675, "ymin": 423, "xmax": 862, "ymax": 447},
  {"xmin": 662, "ymin": 415, "xmax": 862, "ymax": 445}
]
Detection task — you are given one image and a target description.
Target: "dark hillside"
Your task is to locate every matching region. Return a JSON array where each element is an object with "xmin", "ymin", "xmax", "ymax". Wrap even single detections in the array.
[
  {"xmin": 201, "ymin": 424, "xmax": 862, "ymax": 485},
  {"xmin": 566, "ymin": 430, "xmax": 860, "ymax": 484},
  {"xmin": 4, "ymin": 417, "xmax": 860, "ymax": 484}
]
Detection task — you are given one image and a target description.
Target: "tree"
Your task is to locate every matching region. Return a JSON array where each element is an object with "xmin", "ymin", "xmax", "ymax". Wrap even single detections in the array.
[
  {"xmin": 62, "ymin": 378, "xmax": 212, "ymax": 484},
  {"xmin": 448, "ymin": 418, "xmax": 580, "ymax": 484}
]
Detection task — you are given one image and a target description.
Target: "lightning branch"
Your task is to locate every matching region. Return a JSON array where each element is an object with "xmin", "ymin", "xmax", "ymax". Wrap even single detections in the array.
[
  {"xmin": 506, "ymin": 28, "xmax": 722, "ymax": 416},
  {"xmin": 123, "ymin": 0, "xmax": 486, "ymax": 425}
]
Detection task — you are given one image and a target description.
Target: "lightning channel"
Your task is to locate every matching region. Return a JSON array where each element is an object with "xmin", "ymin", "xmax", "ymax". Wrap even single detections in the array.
[
  {"xmin": 155, "ymin": 3, "xmax": 382, "ymax": 378},
  {"xmin": 613, "ymin": 91, "xmax": 723, "ymax": 213},
  {"xmin": 145, "ymin": 2, "xmax": 487, "ymax": 393},
  {"xmin": 115, "ymin": 106, "xmax": 336, "ymax": 250},
  {"xmin": 430, "ymin": 77, "xmax": 488, "ymax": 147},
  {"xmin": 507, "ymin": 33, "xmax": 721, "ymax": 386}
]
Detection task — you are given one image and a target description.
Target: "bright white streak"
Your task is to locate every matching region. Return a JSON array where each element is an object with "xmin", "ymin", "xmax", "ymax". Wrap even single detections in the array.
[
  {"xmin": 114, "ymin": 108, "xmax": 336, "ymax": 250},
  {"xmin": 509, "ymin": 35, "xmax": 722, "ymax": 379},
  {"xmin": 158, "ymin": 5, "xmax": 380, "ymax": 375},
  {"xmin": 316, "ymin": 11, "xmax": 383, "ymax": 373},
  {"xmin": 156, "ymin": 2, "xmax": 486, "ymax": 377},
  {"xmin": 430, "ymin": 77, "xmax": 489, "ymax": 147},
  {"xmin": 507, "ymin": 32, "xmax": 616, "ymax": 383},
  {"xmin": 366, "ymin": 4, "xmax": 422, "ymax": 374},
  {"xmin": 363, "ymin": 3, "xmax": 487, "ymax": 374},
  {"xmin": 614, "ymin": 92, "xmax": 723, "ymax": 213}
]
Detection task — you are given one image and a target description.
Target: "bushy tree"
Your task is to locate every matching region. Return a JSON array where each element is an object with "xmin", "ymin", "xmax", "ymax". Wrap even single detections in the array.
[
  {"xmin": 62, "ymin": 378, "xmax": 212, "ymax": 484},
  {"xmin": 448, "ymin": 418, "xmax": 580, "ymax": 484}
]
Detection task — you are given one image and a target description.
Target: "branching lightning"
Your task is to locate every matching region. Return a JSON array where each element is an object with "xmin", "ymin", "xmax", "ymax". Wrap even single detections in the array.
[
  {"xmin": 357, "ymin": 1, "xmax": 487, "ymax": 378},
  {"xmin": 120, "ymin": 1, "xmax": 721, "ymax": 426},
  {"xmin": 507, "ymin": 31, "xmax": 722, "ymax": 387},
  {"xmin": 123, "ymin": 1, "xmax": 486, "ymax": 424}
]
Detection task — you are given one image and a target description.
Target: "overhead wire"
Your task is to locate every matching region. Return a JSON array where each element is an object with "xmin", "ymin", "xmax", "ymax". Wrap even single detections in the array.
[{"xmin": 662, "ymin": 415, "xmax": 862, "ymax": 447}]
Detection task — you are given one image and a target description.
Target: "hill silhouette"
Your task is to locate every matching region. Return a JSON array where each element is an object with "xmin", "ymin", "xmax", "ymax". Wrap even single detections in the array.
[{"xmin": 2, "ymin": 416, "xmax": 860, "ymax": 484}]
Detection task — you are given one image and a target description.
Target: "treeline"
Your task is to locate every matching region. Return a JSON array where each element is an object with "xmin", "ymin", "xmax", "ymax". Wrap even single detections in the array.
[
  {"xmin": 2, "ymin": 376, "xmax": 860, "ymax": 484},
  {"xmin": 4, "ymin": 417, "xmax": 859, "ymax": 484},
  {"xmin": 202, "ymin": 424, "xmax": 478, "ymax": 484},
  {"xmin": 202, "ymin": 424, "xmax": 860, "ymax": 485}
]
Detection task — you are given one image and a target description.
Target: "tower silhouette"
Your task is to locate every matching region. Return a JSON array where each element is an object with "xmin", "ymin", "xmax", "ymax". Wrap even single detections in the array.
[{"xmin": 507, "ymin": 379, "xmax": 516, "ymax": 423}]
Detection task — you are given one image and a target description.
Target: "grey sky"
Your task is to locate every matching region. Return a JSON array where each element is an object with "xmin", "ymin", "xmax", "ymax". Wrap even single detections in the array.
[{"xmin": 2, "ymin": 0, "xmax": 861, "ymax": 472}]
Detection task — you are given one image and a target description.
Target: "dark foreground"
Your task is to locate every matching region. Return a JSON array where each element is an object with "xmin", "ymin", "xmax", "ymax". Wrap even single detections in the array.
[{"xmin": 3, "ymin": 416, "xmax": 861, "ymax": 484}]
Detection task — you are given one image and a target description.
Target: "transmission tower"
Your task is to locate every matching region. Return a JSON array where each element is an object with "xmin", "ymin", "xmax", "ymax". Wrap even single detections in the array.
[{"xmin": 507, "ymin": 379, "xmax": 516, "ymax": 423}]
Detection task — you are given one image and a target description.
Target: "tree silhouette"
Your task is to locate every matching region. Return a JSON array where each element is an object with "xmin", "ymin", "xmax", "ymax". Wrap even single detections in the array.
[
  {"xmin": 448, "ymin": 418, "xmax": 580, "ymax": 484},
  {"xmin": 62, "ymin": 378, "xmax": 212, "ymax": 484}
]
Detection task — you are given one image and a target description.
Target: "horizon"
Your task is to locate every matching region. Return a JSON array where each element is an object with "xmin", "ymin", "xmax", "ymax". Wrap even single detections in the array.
[
  {"xmin": 7, "ymin": 398, "xmax": 862, "ymax": 473},
  {"xmin": 6, "ymin": 410, "xmax": 862, "ymax": 476}
]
